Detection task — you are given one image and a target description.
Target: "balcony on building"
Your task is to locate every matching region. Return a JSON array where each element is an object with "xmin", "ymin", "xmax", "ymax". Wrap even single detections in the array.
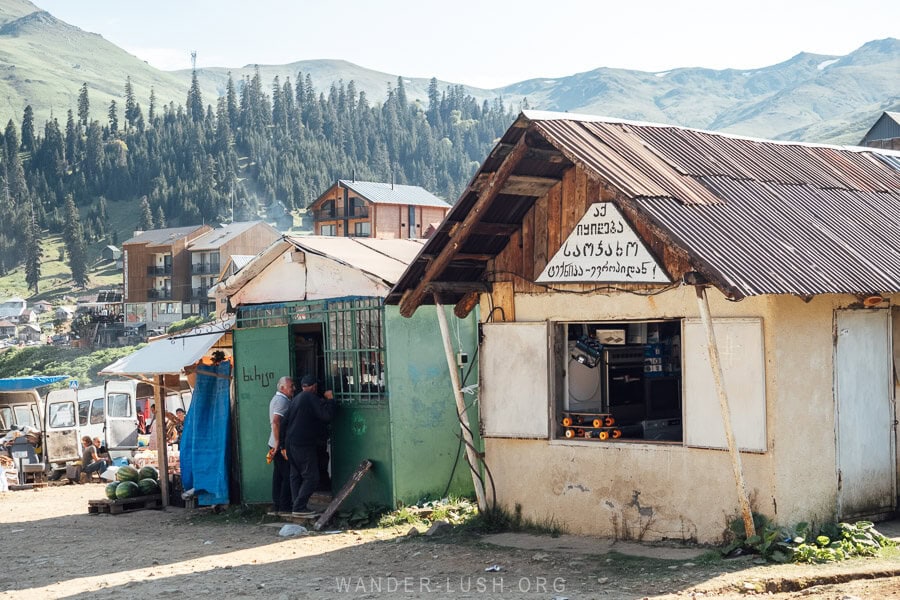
[
  {"xmin": 313, "ymin": 205, "xmax": 369, "ymax": 222},
  {"xmin": 191, "ymin": 262, "xmax": 221, "ymax": 275},
  {"xmin": 147, "ymin": 265, "xmax": 172, "ymax": 276},
  {"xmin": 147, "ymin": 288, "xmax": 173, "ymax": 299}
]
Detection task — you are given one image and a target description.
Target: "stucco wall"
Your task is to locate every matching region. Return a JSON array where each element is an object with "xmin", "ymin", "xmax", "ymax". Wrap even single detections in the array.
[{"xmin": 479, "ymin": 286, "xmax": 899, "ymax": 543}]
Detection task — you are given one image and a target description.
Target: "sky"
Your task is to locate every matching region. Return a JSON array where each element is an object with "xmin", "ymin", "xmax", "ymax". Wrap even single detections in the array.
[{"xmin": 34, "ymin": 0, "xmax": 900, "ymax": 89}]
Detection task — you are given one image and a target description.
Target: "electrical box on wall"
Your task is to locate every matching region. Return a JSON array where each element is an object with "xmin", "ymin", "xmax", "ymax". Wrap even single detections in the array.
[{"xmin": 456, "ymin": 352, "xmax": 468, "ymax": 368}]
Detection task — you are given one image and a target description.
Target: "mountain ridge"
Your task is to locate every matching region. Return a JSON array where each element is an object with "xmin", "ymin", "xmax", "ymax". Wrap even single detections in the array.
[{"xmin": 0, "ymin": 0, "xmax": 897, "ymax": 144}]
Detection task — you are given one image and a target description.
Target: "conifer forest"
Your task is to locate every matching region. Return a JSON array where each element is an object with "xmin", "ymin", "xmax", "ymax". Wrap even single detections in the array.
[{"xmin": 0, "ymin": 69, "xmax": 517, "ymax": 287}]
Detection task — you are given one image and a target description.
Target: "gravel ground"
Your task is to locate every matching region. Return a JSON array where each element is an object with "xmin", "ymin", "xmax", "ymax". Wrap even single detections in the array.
[{"xmin": 1, "ymin": 483, "xmax": 899, "ymax": 599}]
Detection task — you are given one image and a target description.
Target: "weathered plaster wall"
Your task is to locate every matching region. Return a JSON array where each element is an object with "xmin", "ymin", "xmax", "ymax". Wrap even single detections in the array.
[{"xmin": 481, "ymin": 285, "xmax": 898, "ymax": 543}]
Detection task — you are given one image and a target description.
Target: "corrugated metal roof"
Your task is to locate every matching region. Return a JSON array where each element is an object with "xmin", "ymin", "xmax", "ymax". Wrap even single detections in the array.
[
  {"xmin": 386, "ymin": 111, "xmax": 900, "ymax": 307},
  {"xmin": 123, "ymin": 225, "xmax": 208, "ymax": 246},
  {"xmin": 230, "ymin": 255, "xmax": 255, "ymax": 271},
  {"xmin": 286, "ymin": 236, "xmax": 426, "ymax": 284},
  {"xmin": 339, "ymin": 180, "xmax": 451, "ymax": 208},
  {"xmin": 189, "ymin": 221, "xmax": 276, "ymax": 251}
]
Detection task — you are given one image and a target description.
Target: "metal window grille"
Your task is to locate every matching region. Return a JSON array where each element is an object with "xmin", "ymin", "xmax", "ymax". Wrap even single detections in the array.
[{"xmin": 237, "ymin": 297, "xmax": 386, "ymax": 405}]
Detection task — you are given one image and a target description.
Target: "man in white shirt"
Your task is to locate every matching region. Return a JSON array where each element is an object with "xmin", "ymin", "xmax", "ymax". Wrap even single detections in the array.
[{"xmin": 269, "ymin": 376, "xmax": 295, "ymax": 514}]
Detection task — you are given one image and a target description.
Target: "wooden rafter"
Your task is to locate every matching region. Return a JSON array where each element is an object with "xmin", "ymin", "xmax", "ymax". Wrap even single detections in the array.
[
  {"xmin": 398, "ymin": 133, "xmax": 531, "ymax": 317},
  {"xmin": 472, "ymin": 173, "xmax": 560, "ymax": 197}
]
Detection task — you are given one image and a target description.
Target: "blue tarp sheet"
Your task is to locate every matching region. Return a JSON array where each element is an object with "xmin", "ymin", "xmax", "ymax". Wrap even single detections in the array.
[
  {"xmin": 180, "ymin": 360, "xmax": 231, "ymax": 506},
  {"xmin": 0, "ymin": 376, "xmax": 69, "ymax": 391}
]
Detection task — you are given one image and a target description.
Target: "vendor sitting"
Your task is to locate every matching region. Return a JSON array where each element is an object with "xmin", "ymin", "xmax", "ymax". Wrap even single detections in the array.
[
  {"xmin": 80, "ymin": 435, "xmax": 108, "ymax": 480},
  {"xmin": 92, "ymin": 437, "xmax": 110, "ymax": 462}
]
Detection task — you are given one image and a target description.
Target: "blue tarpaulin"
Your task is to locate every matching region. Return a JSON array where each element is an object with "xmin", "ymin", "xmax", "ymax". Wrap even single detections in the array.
[
  {"xmin": 0, "ymin": 376, "xmax": 69, "ymax": 391},
  {"xmin": 180, "ymin": 360, "xmax": 231, "ymax": 506}
]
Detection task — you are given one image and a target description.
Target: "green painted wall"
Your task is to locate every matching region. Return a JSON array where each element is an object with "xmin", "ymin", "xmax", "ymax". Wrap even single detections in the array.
[
  {"xmin": 384, "ymin": 305, "xmax": 481, "ymax": 504},
  {"xmin": 330, "ymin": 403, "xmax": 393, "ymax": 509},
  {"xmin": 231, "ymin": 304, "xmax": 481, "ymax": 511},
  {"xmin": 233, "ymin": 326, "xmax": 290, "ymax": 504}
]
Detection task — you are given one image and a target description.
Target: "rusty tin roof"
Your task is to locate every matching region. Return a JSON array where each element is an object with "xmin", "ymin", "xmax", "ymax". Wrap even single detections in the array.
[{"xmin": 385, "ymin": 111, "xmax": 900, "ymax": 310}]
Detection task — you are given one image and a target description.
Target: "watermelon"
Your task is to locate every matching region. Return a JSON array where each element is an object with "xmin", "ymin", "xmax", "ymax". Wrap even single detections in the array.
[
  {"xmin": 138, "ymin": 465, "xmax": 159, "ymax": 481},
  {"xmin": 116, "ymin": 465, "xmax": 140, "ymax": 482},
  {"xmin": 115, "ymin": 480, "xmax": 140, "ymax": 499},
  {"xmin": 138, "ymin": 478, "xmax": 160, "ymax": 496},
  {"xmin": 105, "ymin": 481, "xmax": 120, "ymax": 500}
]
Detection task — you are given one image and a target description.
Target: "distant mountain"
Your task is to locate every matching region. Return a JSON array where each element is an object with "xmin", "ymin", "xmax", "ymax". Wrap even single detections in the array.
[
  {"xmin": 1, "ymin": 0, "xmax": 898, "ymax": 145},
  {"xmin": 496, "ymin": 38, "xmax": 900, "ymax": 143},
  {"xmin": 0, "ymin": 1, "xmax": 194, "ymax": 126}
]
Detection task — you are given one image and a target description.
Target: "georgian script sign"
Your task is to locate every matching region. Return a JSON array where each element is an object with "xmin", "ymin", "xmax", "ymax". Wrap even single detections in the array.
[{"xmin": 536, "ymin": 203, "xmax": 670, "ymax": 284}]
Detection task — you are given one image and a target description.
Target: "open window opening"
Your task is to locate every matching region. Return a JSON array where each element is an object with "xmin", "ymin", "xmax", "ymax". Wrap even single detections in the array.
[{"xmin": 556, "ymin": 320, "xmax": 682, "ymax": 442}]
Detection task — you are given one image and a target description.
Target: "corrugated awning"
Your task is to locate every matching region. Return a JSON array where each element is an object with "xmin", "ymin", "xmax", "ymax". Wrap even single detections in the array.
[{"xmin": 100, "ymin": 321, "xmax": 232, "ymax": 376}]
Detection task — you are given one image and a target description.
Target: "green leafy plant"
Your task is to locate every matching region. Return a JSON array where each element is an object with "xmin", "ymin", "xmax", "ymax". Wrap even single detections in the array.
[
  {"xmin": 723, "ymin": 514, "xmax": 895, "ymax": 564},
  {"xmin": 377, "ymin": 497, "xmax": 477, "ymax": 529},
  {"xmin": 790, "ymin": 521, "xmax": 895, "ymax": 563}
]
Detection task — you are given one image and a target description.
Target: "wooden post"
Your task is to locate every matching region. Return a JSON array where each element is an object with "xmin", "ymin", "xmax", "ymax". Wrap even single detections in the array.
[
  {"xmin": 154, "ymin": 374, "xmax": 170, "ymax": 507},
  {"xmin": 434, "ymin": 300, "xmax": 487, "ymax": 511},
  {"xmin": 695, "ymin": 286, "xmax": 755, "ymax": 538}
]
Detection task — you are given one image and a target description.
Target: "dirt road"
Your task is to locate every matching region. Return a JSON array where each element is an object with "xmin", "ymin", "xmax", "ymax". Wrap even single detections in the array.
[{"xmin": 1, "ymin": 484, "xmax": 899, "ymax": 599}]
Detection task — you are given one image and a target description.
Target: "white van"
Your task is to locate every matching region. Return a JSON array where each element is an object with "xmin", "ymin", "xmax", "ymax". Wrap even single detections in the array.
[
  {"xmin": 0, "ymin": 389, "xmax": 42, "ymax": 436},
  {"xmin": 42, "ymin": 379, "xmax": 191, "ymax": 475}
]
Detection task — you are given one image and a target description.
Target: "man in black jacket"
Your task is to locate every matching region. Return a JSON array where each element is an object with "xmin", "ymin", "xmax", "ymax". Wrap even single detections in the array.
[{"xmin": 282, "ymin": 374, "xmax": 334, "ymax": 517}]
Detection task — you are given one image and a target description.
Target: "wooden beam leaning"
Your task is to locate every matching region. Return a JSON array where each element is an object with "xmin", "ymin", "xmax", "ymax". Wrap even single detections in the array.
[{"xmin": 399, "ymin": 133, "xmax": 531, "ymax": 317}]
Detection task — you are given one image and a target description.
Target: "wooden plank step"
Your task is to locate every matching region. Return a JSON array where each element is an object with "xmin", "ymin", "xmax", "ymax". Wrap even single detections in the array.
[{"xmin": 88, "ymin": 494, "xmax": 163, "ymax": 515}]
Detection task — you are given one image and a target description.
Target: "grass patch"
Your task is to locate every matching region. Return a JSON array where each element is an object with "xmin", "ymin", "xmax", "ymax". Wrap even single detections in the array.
[
  {"xmin": 378, "ymin": 497, "xmax": 478, "ymax": 530},
  {"xmin": 464, "ymin": 502, "xmax": 563, "ymax": 536}
]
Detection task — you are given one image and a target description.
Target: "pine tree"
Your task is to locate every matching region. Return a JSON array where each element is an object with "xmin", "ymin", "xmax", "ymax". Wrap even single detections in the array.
[
  {"xmin": 187, "ymin": 69, "xmax": 204, "ymax": 122},
  {"xmin": 77, "ymin": 83, "xmax": 90, "ymax": 126},
  {"xmin": 124, "ymin": 76, "xmax": 138, "ymax": 130},
  {"xmin": 24, "ymin": 208, "xmax": 42, "ymax": 294},
  {"xmin": 20, "ymin": 105, "xmax": 35, "ymax": 153},
  {"xmin": 139, "ymin": 196, "xmax": 154, "ymax": 230},
  {"xmin": 155, "ymin": 205, "xmax": 167, "ymax": 228},
  {"xmin": 108, "ymin": 100, "xmax": 119, "ymax": 134},
  {"xmin": 63, "ymin": 194, "xmax": 88, "ymax": 287},
  {"xmin": 148, "ymin": 87, "xmax": 157, "ymax": 123}
]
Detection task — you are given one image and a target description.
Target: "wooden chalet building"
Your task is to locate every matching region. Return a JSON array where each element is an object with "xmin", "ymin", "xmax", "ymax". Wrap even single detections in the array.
[
  {"xmin": 122, "ymin": 225, "xmax": 212, "ymax": 327},
  {"xmin": 860, "ymin": 111, "xmax": 900, "ymax": 151},
  {"xmin": 123, "ymin": 222, "xmax": 282, "ymax": 327},
  {"xmin": 309, "ymin": 180, "xmax": 450, "ymax": 239}
]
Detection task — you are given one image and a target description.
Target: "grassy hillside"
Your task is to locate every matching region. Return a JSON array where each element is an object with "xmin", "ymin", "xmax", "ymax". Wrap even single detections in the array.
[
  {"xmin": 0, "ymin": 342, "xmax": 139, "ymax": 387},
  {"xmin": 0, "ymin": 230, "xmax": 123, "ymax": 304},
  {"xmin": 0, "ymin": 1, "xmax": 192, "ymax": 127}
]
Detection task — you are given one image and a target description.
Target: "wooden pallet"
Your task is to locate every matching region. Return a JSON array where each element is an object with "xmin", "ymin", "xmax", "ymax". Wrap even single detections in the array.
[{"xmin": 88, "ymin": 494, "xmax": 163, "ymax": 515}]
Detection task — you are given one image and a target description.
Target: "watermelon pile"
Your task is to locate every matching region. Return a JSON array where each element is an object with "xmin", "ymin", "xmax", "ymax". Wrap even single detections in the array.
[
  {"xmin": 115, "ymin": 465, "xmax": 140, "ymax": 483},
  {"xmin": 105, "ymin": 482, "xmax": 119, "ymax": 500},
  {"xmin": 104, "ymin": 463, "xmax": 162, "ymax": 501},
  {"xmin": 115, "ymin": 480, "xmax": 140, "ymax": 499}
]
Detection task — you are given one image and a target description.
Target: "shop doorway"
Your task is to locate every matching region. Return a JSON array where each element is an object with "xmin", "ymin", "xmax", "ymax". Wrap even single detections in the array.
[{"xmin": 290, "ymin": 323, "xmax": 331, "ymax": 492}]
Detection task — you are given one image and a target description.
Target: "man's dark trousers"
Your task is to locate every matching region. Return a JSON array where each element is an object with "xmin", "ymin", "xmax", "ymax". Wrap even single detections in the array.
[
  {"xmin": 271, "ymin": 449, "xmax": 292, "ymax": 512},
  {"xmin": 288, "ymin": 445, "xmax": 319, "ymax": 512}
]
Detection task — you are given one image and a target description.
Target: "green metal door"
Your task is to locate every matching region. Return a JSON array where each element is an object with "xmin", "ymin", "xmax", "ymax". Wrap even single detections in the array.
[{"xmin": 234, "ymin": 325, "xmax": 290, "ymax": 503}]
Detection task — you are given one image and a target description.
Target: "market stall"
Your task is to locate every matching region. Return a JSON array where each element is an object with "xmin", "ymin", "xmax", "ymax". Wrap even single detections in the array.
[{"xmin": 100, "ymin": 320, "xmax": 233, "ymax": 506}]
